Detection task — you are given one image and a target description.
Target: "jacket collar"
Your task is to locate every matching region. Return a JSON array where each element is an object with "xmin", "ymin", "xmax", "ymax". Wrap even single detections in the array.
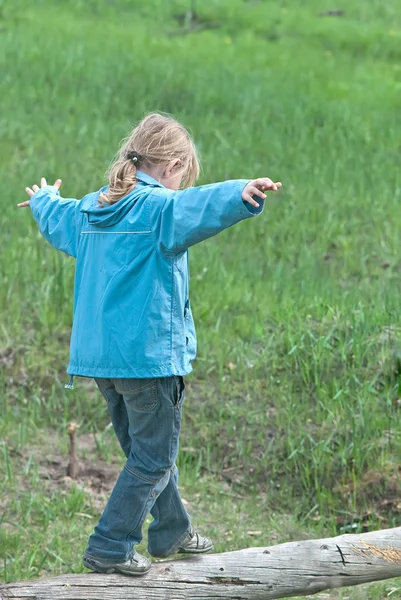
[{"xmin": 136, "ymin": 170, "xmax": 165, "ymax": 188}]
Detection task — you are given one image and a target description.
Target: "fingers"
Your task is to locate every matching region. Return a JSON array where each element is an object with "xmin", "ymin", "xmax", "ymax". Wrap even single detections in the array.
[
  {"xmin": 242, "ymin": 192, "xmax": 260, "ymax": 208},
  {"xmin": 242, "ymin": 176, "xmax": 282, "ymax": 207},
  {"xmin": 255, "ymin": 178, "xmax": 281, "ymax": 191},
  {"xmin": 22, "ymin": 177, "xmax": 62, "ymax": 206},
  {"xmin": 248, "ymin": 186, "xmax": 267, "ymax": 200},
  {"xmin": 255, "ymin": 178, "xmax": 274, "ymax": 190},
  {"xmin": 246, "ymin": 179, "xmax": 282, "ymax": 197}
]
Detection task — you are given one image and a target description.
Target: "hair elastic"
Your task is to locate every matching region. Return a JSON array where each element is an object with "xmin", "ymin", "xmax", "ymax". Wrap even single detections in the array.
[{"xmin": 126, "ymin": 151, "xmax": 142, "ymax": 166}]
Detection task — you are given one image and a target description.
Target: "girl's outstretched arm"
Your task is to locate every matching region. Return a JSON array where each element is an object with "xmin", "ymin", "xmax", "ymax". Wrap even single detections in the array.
[
  {"xmin": 148, "ymin": 177, "xmax": 282, "ymax": 255},
  {"xmin": 19, "ymin": 177, "xmax": 82, "ymax": 258}
]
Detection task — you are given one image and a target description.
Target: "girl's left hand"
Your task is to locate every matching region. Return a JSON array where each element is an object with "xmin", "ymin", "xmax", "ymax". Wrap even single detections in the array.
[
  {"xmin": 18, "ymin": 177, "xmax": 62, "ymax": 207},
  {"xmin": 242, "ymin": 178, "xmax": 282, "ymax": 207}
]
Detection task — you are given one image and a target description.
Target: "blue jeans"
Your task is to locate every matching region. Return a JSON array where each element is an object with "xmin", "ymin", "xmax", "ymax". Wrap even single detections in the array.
[{"xmin": 84, "ymin": 376, "xmax": 191, "ymax": 562}]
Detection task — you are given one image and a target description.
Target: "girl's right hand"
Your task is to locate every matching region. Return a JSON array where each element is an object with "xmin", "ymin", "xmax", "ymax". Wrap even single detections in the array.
[
  {"xmin": 242, "ymin": 178, "xmax": 282, "ymax": 208},
  {"xmin": 18, "ymin": 177, "xmax": 62, "ymax": 208}
]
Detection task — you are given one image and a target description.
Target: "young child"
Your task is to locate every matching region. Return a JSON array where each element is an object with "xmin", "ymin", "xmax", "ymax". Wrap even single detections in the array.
[{"xmin": 19, "ymin": 113, "xmax": 282, "ymax": 576}]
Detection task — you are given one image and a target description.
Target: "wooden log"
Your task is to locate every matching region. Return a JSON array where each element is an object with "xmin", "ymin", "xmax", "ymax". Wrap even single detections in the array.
[{"xmin": 1, "ymin": 527, "xmax": 401, "ymax": 599}]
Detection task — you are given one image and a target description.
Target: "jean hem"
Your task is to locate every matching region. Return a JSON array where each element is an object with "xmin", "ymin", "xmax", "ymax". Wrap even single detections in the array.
[
  {"xmin": 83, "ymin": 551, "xmax": 131, "ymax": 565},
  {"xmin": 148, "ymin": 526, "xmax": 191, "ymax": 559}
]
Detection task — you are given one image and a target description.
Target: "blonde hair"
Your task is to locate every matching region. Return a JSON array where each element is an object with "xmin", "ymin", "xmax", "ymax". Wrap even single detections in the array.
[{"xmin": 99, "ymin": 113, "xmax": 200, "ymax": 205}]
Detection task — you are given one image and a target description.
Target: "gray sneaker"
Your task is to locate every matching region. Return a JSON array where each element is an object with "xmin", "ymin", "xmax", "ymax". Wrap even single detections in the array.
[
  {"xmin": 177, "ymin": 526, "xmax": 213, "ymax": 554},
  {"xmin": 83, "ymin": 551, "xmax": 151, "ymax": 576}
]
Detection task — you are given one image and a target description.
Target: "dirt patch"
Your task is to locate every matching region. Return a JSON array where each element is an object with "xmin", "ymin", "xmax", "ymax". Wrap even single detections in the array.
[
  {"xmin": 332, "ymin": 468, "xmax": 401, "ymax": 532},
  {"xmin": 38, "ymin": 457, "xmax": 120, "ymax": 507},
  {"xmin": 7, "ymin": 429, "xmax": 123, "ymax": 512}
]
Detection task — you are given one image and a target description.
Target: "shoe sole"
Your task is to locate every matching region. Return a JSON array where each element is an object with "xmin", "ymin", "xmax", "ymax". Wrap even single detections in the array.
[
  {"xmin": 149, "ymin": 543, "xmax": 214, "ymax": 559},
  {"xmin": 83, "ymin": 560, "xmax": 151, "ymax": 576},
  {"xmin": 177, "ymin": 543, "xmax": 214, "ymax": 554}
]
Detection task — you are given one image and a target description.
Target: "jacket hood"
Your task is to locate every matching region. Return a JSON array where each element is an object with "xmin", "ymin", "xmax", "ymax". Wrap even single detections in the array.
[
  {"xmin": 80, "ymin": 172, "xmax": 164, "ymax": 228},
  {"xmin": 80, "ymin": 188, "xmax": 138, "ymax": 228}
]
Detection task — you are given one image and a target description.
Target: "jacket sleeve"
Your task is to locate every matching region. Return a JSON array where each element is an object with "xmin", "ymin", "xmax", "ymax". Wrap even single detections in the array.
[
  {"xmin": 147, "ymin": 180, "xmax": 265, "ymax": 254},
  {"xmin": 29, "ymin": 186, "xmax": 83, "ymax": 258}
]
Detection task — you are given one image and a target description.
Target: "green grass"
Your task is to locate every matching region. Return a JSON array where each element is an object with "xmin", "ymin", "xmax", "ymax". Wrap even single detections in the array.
[{"xmin": 1, "ymin": 0, "xmax": 401, "ymax": 597}]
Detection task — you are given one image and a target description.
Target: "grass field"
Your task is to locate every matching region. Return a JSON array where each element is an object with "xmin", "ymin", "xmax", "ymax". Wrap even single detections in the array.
[{"xmin": 1, "ymin": 0, "xmax": 401, "ymax": 596}]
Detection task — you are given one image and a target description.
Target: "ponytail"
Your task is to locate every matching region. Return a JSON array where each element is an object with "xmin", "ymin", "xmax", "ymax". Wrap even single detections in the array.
[
  {"xmin": 99, "ymin": 157, "xmax": 138, "ymax": 206},
  {"xmin": 99, "ymin": 113, "xmax": 200, "ymax": 206}
]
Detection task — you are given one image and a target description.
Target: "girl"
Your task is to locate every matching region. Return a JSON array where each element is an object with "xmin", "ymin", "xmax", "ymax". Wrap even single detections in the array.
[{"xmin": 19, "ymin": 113, "xmax": 282, "ymax": 576}]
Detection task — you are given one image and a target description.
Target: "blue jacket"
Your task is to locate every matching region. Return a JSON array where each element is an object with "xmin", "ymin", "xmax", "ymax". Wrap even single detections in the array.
[{"xmin": 29, "ymin": 171, "xmax": 264, "ymax": 379}]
